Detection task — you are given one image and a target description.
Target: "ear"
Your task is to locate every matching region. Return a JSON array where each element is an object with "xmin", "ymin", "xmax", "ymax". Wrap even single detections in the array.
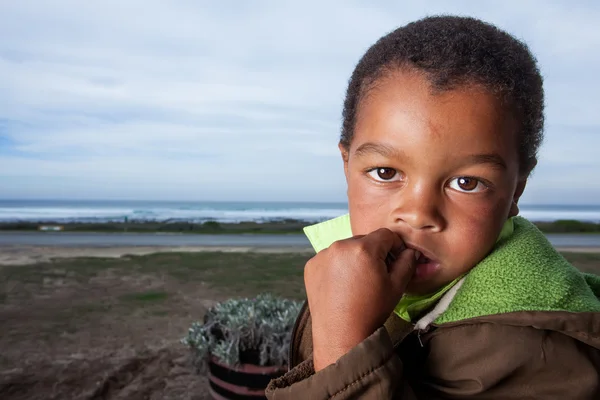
[
  {"xmin": 509, "ymin": 178, "xmax": 528, "ymax": 217},
  {"xmin": 339, "ymin": 142, "xmax": 350, "ymax": 182}
]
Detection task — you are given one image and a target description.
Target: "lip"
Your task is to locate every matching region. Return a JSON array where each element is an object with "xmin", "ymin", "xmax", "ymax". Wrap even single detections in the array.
[
  {"xmin": 403, "ymin": 243, "xmax": 440, "ymax": 281},
  {"xmin": 413, "ymin": 261, "xmax": 440, "ymax": 280},
  {"xmin": 403, "ymin": 242, "xmax": 437, "ymax": 263}
]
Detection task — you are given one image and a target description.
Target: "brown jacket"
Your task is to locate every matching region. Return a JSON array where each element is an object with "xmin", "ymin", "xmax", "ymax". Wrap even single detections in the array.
[
  {"xmin": 266, "ymin": 303, "xmax": 600, "ymax": 399},
  {"xmin": 266, "ymin": 216, "xmax": 600, "ymax": 399}
]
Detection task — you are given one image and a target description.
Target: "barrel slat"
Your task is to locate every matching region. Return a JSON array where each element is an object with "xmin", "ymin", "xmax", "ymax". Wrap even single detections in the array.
[
  {"xmin": 209, "ymin": 380, "xmax": 267, "ymax": 400},
  {"xmin": 207, "ymin": 356, "xmax": 286, "ymax": 400},
  {"xmin": 208, "ymin": 373, "xmax": 267, "ymax": 396},
  {"xmin": 209, "ymin": 359, "xmax": 283, "ymax": 389}
]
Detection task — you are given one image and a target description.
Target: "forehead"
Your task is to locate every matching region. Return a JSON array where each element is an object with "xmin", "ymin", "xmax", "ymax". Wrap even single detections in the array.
[{"xmin": 353, "ymin": 70, "xmax": 519, "ymax": 157}]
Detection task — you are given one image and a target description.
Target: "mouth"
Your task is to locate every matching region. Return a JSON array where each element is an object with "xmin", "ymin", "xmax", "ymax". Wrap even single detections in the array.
[
  {"xmin": 406, "ymin": 245, "xmax": 440, "ymax": 280},
  {"xmin": 405, "ymin": 244, "xmax": 436, "ymax": 263},
  {"xmin": 416, "ymin": 253, "xmax": 432, "ymax": 264}
]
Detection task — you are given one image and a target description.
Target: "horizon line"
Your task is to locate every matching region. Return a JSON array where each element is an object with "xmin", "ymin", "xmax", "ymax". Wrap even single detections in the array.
[{"xmin": 1, "ymin": 198, "xmax": 600, "ymax": 208}]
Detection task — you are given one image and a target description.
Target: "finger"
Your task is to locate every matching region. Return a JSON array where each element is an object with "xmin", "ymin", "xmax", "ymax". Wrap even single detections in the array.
[
  {"xmin": 361, "ymin": 228, "xmax": 406, "ymax": 260},
  {"xmin": 388, "ymin": 248, "xmax": 417, "ymax": 294}
]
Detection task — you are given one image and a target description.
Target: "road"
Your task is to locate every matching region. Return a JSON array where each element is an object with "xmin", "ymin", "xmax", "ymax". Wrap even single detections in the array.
[
  {"xmin": 0, "ymin": 232, "xmax": 312, "ymax": 247},
  {"xmin": 1, "ymin": 231, "xmax": 600, "ymax": 248}
]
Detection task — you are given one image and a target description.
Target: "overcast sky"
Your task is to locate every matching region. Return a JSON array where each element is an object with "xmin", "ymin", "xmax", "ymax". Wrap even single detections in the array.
[{"xmin": 1, "ymin": 1, "xmax": 599, "ymax": 204}]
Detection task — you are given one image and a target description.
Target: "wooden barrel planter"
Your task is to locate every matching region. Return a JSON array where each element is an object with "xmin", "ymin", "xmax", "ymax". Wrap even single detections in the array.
[{"xmin": 208, "ymin": 355, "xmax": 286, "ymax": 400}]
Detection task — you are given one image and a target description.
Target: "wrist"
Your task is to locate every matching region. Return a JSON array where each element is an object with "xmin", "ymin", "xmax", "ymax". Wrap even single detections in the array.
[
  {"xmin": 313, "ymin": 342, "xmax": 353, "ymax": 371},
  {"xmin": 312, "ymin": 326, "xmax": 369, "ymax": 371}
]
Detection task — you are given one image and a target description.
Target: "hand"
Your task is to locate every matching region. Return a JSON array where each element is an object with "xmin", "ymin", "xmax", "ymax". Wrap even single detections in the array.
[{"xmin": 304, "ymin": 228, "xmax": 417, "ymax": 371}]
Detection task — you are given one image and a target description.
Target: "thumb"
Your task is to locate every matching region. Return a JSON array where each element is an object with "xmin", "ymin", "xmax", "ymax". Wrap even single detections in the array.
[{"xmin": 388, "ymin": 248, "xmax": 417, "ymax": 294}]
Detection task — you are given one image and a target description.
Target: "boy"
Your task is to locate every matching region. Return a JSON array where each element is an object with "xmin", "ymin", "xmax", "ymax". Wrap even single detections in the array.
[{"xmin": 266, "ymin": 15, "xmax": 600, "ymax": 399}]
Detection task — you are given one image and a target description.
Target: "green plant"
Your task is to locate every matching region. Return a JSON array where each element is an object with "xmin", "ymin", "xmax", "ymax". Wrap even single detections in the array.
[
  {"xmin": 182, "ymin": 293, "xmax": 303, "ymax": 370},
  {"xmin": 202, "ymin": 220, "xmax": 222, "ymax": 230}
]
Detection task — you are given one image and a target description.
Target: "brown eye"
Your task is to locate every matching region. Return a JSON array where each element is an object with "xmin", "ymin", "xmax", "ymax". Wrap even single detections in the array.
[
  {"xmin": 376, "ymin": 168, "xmax": 397, "ymax": 180},
  {"xmin": 449, "ymin": 176, "xmax": 486, "ymax": 193},
  {"xmin": 458, "ymin": 177, "xmax": 477, "ymax": 191},
  {"xmin": 367, "ymin": 167, "xmax": 402, "ymax": 182}
]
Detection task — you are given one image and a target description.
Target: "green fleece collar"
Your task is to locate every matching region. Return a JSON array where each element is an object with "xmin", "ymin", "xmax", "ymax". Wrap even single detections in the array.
[
  {"xmin": 303, "ymin": 215, "xmax": 514, "ymax": 322},
  {"xmin": 435, "ymin": 217, "xmax": 600, "ymax": 324}
]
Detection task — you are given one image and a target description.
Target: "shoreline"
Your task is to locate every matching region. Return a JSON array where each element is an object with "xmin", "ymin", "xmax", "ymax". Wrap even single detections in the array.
[{"xmin": 2, "ymin": 218, "xmax": 600, "ymax": 235}]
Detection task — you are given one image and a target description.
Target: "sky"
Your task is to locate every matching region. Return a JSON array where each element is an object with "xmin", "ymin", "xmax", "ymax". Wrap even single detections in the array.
[{"xmin": 0, "ymin": 1, "xmax": 599, "ymax": 204}]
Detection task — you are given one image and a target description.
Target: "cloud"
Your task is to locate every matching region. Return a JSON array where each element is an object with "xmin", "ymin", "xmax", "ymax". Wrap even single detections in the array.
[{"xmin": 0, "ymin": 1, "xmax": 599, "ymax": 203}]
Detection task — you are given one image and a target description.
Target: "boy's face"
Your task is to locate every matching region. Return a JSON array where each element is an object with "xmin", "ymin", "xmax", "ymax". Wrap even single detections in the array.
[{"xmin": 341, "ymin": 70, "xmax": 527, "ymax": 295}]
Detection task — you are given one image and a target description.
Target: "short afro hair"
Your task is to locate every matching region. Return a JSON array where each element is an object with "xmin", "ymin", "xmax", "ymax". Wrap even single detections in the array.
[{"xmin": 341, "ymin": 15, "xmax": 544, "ymax": 175}]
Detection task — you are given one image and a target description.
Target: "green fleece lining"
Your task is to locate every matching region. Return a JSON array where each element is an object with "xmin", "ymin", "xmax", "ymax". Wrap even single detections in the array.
[
  {"xmin": 392, "ymin": 277, "xmax": 461, "ymax": 321},
  {"xmin": 303, "ymin": 215, "xmax": 512, "ymax": 322},
  {"xmin": 435, "ymin": 216, "xmax": 600, "ymax": 324},
  {"xmin": 303, "ymin": 215, "xmax": 600, "ymax": 324}
]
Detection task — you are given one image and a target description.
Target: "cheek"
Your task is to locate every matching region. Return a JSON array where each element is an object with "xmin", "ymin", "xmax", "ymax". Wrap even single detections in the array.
[
  {"xmin": 450, "ymin": 196, "xmax": 512, "ymax": 262},
  {"xmin": 347, "ymin": 172, "xmax": 389, "ymax": 235}
]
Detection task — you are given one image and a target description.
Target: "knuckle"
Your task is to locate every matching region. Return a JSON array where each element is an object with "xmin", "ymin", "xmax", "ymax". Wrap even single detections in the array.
[
  {"xmin": 353, "ymin": 241, "xmax": 372, "ymax": 261},
  {"xmin": 328, "ymin": 240, "xmax": 355, "ymax": 261},
  {"xmin": 328, "ymin": 240, "xmax": 345, "ymax": 253}
]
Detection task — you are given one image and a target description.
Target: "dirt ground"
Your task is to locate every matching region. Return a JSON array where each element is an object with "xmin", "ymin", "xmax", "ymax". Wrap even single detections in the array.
[
  {"xmin": 0, "ymin": 246, "xmax": 598, "ymax": 400},
  {"xmin": 0, "ymin": 248, "xmax": 311, "ymax": 400},
  {"xmin": 0, "ymin": 245, "xmax": 313, "ymax": 266}
]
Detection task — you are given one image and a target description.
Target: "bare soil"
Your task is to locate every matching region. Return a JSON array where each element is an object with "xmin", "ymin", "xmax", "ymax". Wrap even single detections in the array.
[{"xmin": 0, "ymin": 249, "xmax": 310, "ymax": 400}]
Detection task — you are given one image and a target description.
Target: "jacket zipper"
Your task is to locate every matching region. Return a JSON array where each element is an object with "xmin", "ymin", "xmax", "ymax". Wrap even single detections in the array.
[
  {"xmin": 416, "ymin": 324, "xmax": 435, "ymax": 347},
  {"xmin": 288, "ymin": 300, "xmax": 309, "ymax": 371}
]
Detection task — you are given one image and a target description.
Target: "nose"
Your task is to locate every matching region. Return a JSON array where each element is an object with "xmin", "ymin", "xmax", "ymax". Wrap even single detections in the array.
[{"xmin": 391, "ymin": 182, "xmax": 445, "ymax": 232}]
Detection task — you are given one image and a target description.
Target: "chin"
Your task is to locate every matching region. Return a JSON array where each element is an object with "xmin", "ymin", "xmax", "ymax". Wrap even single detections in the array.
[
  {"xmin": 404, "ymin": 283, "xmax": 438, "ymax": 296},
  {"xmin": 405, "ymin": 277, "xmax": 448, "ymax": 296}
]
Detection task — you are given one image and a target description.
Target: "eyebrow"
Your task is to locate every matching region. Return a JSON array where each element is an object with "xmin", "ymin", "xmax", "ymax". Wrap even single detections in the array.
[
  {"xmin": 465, "ymin": 153, "xmax": 508, "ymax": 170},
  {"xmin": 354, "ymin": 142, "xmax": 507, "ymax": 170},
  {"xmin": 354, "ymin": 142, "xmax": 404, "ymax": 159}
]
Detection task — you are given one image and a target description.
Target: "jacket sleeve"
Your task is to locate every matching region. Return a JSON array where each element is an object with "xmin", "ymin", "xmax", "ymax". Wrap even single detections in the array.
[
  {"xmin": 266, "ymin": 321, "xmax": 600, "ymax": 399},
  {"xmin": 420, "ymin": 322, "xmax": 600, "ymax": 399},
  {"xmin": 265, "ymin": 326, "xmax": 417, "ymax": 400}
]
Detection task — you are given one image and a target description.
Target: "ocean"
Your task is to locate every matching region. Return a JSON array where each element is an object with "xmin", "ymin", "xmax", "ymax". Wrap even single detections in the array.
[{"xmin": 0, "ymin": 199, "xmax": 600, "ymax": 223}]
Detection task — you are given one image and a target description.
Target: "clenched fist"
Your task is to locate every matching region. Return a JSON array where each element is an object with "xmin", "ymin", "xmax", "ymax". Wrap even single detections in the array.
[{"xmin": 304, "ymin": 228, "xmax": 418, "ymax": 371}]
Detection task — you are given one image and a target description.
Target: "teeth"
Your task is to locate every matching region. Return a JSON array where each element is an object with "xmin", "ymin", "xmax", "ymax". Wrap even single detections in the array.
[{"xmin": 414, "ymin": 251, "xmax": 421, "ymax": 261}]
